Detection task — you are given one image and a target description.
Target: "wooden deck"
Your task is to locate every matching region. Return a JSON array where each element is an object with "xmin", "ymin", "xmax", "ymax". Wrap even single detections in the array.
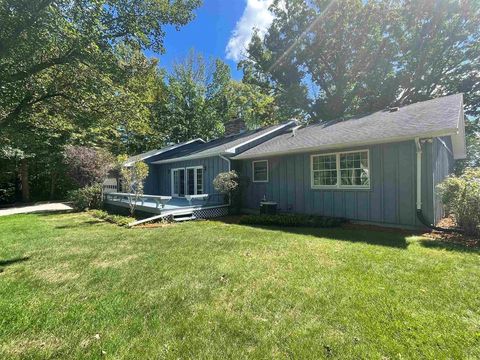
[{"xmin": 104, "ymin": 193, "xmax": 227, "ymax": 215}]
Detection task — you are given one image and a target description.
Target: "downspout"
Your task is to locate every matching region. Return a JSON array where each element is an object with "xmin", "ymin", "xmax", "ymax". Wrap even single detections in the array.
[
  {"xmin": 219, "ymin": 154, "xmax": 232, "ymax": 206},
  {"xmin": 415, "ymin": 138, "xmax": 461, "ymax": 233}
]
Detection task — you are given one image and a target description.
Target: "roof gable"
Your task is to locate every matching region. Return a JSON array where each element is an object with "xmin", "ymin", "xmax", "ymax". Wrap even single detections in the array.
[
  {"xmin": 124, "ymin": 138, "xmax": 205, "ymax": 166},
  {"xmin": 150, "ymin": 120, "xmax": 297, "ymax": 164}
]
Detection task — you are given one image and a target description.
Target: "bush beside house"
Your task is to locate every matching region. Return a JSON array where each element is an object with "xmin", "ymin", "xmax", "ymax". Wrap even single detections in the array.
[
  {"xmin": 240, "ymin": 213, "xmax": 347, "ymax": 228},
  {"xmin": 437, "ymin": 167, "xmax": 480, "ymax": 237}
]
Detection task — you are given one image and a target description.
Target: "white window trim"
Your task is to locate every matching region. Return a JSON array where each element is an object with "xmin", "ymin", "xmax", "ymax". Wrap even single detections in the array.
[
  {"xmin": 310, "ymin": 149, "xmax": 371, "ymax": 190},
  {"xmin": 172, "ymin": 166, "xmax": 204, "ymax": 196},
  {"xmin": 252, "ymin": 160, "xmax": 269, "ymax": 183},
  {"xmin": 310, "ymin": 152, "xmax": 338, "ymax": 189},
  {"xmin": 171, "ymin": 167, "xmax": 185, "ymax": 197},
  {"xmin": 186, "ymin": 166, "xmax": 204, "ymax": 195}
]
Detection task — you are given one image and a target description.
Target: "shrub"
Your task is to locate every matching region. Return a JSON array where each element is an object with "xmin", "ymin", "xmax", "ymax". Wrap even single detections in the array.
[
  {"xmin": 437, "ymin": 167, "xmax": 480, "ymax": 236},
  {"xmin": 89, "ymin": 209, "xmax": 133, "ymax": 227},
  {"xmin": 64, "ymin": 146, "xmax": 113, "ymax": 187},
  {"xmin": 68, "ymin": 184, "xmax": 103, "ymax": 211},
  {"xmin": 213, "ymin": 171, "xmax": 239, "ymax": 195},
  {"xmin": 239, "ymin": 213, "xmax": 346, "ymax": 228}
]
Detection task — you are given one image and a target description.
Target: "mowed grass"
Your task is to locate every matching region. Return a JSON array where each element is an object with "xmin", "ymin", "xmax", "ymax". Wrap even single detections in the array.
[{"xmin": 0, "ymin": 213, "xmax": 479, "ymax": 359}]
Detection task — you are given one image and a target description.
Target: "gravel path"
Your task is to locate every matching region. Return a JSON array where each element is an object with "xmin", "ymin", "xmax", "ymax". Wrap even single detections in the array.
[{"xmin": 0, "ymin": 203, "xmax": 72, "ymax": 217}]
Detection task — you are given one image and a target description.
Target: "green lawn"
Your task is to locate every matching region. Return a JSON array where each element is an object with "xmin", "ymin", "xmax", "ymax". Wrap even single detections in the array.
[{"xmin": 0, "ymin": 213, "xmax": 479, "ymax": 359}]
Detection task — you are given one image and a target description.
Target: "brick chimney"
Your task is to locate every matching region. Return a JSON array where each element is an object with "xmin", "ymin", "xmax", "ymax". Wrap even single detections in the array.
[{"xmin": 224, "ymin": 117, "xmax": 246, "ymax": 136}]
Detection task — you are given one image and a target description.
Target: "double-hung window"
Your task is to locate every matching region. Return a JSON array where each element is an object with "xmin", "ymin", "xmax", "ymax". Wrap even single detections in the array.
[
  {"xmin": 311, "ymin": 150, "xmax": 370, "ymax": 189},
  {"xmin": 311, "ymin": 153, "xmax": 337, "ymax": 187},
  {"xmin": 252, "ymin": 160, "xmax": 268, "ymax": 182}
]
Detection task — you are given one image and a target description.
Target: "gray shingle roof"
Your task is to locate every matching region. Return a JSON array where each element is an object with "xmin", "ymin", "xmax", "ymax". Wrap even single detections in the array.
[
  {"xmin": 124, "ymin": 139, "xmax": 204, "ymax": 166},
  {"xmin": 234, "ymin": 94, "xmax": 464, "ymax": 159},
  {"xmin": 151, "ymin": 121, "xmax": 295, "ymax": 163}
]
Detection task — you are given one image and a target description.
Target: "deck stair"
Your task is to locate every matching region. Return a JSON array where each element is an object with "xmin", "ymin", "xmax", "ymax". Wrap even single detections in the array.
[
  {"xmin": 128, "ymin": 208, "xmax": 197, "ymax": 227},
  {"xmin": 173, "ymin": 215, "xmax": 197, "ymax": 222}
]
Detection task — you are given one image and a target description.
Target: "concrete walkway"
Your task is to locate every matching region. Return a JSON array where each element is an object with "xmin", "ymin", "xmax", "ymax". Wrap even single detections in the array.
[{"xmin": 0, "ymin": 203, "xmax": 72, "ymax": 217}]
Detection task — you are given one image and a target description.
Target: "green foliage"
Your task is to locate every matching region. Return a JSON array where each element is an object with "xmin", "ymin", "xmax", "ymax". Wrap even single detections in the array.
[
  {"xmin": 159, "ymin": 50, "xmax": 282, "ymax": 144},
  {"xmin": 242, "ymin": 0, "xmax": 480, "ymax": 121},
  {"xmin": 67, "ymin": 184, "xmax": 103, "ymax": 211},
  {"xmin": 239, "ymin": 213, "xmax": 346, "ymax": 228},
  {"xmin": 213, "ymin": 171, "xmax": 240, "ymax": 195},
  {"xmin": 64, "ymin": 146, "xmax": 113, "ymax": 188},
  {"xmin": 437, "ymin": 168, "xmax": 480, "ymax": 236},
  {"xmin": 0, "ymin": 0, "xmax": 199, "ymax": 204},
  {"xmin": 89, "ymin": 209, "xmax": 133, "ymax": 227},
  {"xmin": 118, "ymin": 155, "xmax": 149, "ymax": 215}
]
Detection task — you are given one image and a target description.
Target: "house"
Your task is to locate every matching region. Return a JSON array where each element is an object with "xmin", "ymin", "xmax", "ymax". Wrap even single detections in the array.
[{"xmin": 106, "ymin": 94, "xmax": 467, "ymax": 228}]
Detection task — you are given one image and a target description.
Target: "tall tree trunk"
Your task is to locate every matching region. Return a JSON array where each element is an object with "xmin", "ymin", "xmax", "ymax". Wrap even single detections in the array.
[{"xmin": 20, "ymin": 159, "xmax": 30, "ymax": 203}]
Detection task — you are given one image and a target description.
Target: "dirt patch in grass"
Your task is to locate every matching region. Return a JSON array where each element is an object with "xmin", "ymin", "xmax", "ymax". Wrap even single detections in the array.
[
  {"xmin": 423, "ymin": 217, "xmax": 479, "ymax": 248},
  {"xmin": 136, "ymin": 222, "xmax": 174, "ymax": 229},
  {"xmin": 92, "ymin": 254, "xmax": 139, "ymax": 269},
  {"xmin": 424, "ymin": 231, "xmax": 479, "ymax": 248},
  {"xmin": 2, "ymin": 336, "xmax": 61, "ymax": 356},
  {"xmin": 34, "ymin": 264, "xmax": 79, "ymax": 283}
]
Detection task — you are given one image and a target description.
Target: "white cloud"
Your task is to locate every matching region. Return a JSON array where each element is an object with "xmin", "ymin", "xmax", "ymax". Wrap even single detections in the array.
[{"xmin": 225, "ymin": 0, "xmax": 274, "ymax": 62}]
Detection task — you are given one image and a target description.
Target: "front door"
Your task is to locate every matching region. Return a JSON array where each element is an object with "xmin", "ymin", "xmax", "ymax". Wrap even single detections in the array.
[{"xmin": 172, "ymin": 168, "xmax": 185, "ymax": 197}]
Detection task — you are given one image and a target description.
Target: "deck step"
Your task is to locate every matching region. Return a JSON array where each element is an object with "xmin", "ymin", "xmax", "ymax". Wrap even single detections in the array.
[{"xmin": 173, "ymin": 215, "xmax": 196, "ymax": 222}]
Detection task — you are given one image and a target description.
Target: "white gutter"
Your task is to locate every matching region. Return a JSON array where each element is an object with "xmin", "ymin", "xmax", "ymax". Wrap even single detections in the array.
[
  {"xmin": 415, "ymin": 138, "xmax": 422, "ymax": 210},
  {"xmin": 218, "ymin": 154, "xmax": 232, "ymax": 206},
  {"xmin": 219, "ymin": 154, "xmax": 231, "ymax": 172}
]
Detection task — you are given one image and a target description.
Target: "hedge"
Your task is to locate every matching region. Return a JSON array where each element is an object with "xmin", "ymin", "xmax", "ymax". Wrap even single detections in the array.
[
  {"xmin": 89, "ymin": 209, "xmax": 134, "ymax": 227},
  {"xmin": 239, "ymin": 213, "xmax": 346, "ymax": 228}
]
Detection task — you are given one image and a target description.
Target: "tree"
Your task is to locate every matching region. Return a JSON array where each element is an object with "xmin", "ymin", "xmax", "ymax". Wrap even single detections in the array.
[
  {"xmin": 158, "ymin": 49, "xmax": 281, "ymax": 144},
  {"xmin": 0, "ymin": 0, "xmax": 199, "ymax": 203},
  {"xmin": 241, "ymin": 0, "xmax": 480, "ymax": 120},
  {"xmin": 117, "ymin": 155, "xmax": 149, "ymax": 215},
  {"xmin": 64, "ymin": 146, "xmax": 113, "ymax": 188},
  {"xmin": 240, "ymin": 0, "xmax": 480, "ymax": 166},
  {"xmin": 0, "ymin": 0, "xmax": 201, "ymax": 127}
]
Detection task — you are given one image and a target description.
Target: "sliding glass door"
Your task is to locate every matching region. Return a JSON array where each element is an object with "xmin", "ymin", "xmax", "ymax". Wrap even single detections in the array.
[
  {"xmin": 171, "ymin": 167, "xmax": 203, "ymax": 197},
  {"xmin": 171, "ymin": 168, "xmax": 185, "ymax": 197},
  {"xmin": 186, "ymin": 167, "xmax": 203, "ymax": 195}
]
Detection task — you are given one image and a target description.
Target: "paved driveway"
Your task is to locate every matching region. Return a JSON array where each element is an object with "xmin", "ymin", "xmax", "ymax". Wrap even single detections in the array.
[{"xmin": 0, "ymin": 203, "xmax": 72, "ymax": 217}]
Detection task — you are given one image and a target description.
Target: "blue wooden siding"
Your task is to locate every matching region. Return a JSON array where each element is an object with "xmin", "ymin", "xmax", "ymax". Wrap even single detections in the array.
[
  {"xmin": 145, "ymin": 156, "xmax": 229, "ymax": 198},
  {"xmin": 236, "ymin": 141, "xmax": 439, "ymax": 228},
  {"xmin": 432, "ymin": 137, "xmax": 454, "ymax": 224}
]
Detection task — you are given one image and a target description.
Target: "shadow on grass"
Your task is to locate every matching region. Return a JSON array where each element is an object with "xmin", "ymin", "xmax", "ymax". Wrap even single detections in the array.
[
  {"xmin": 34, "ymin": 210, "xmax": 74, "ymax": 216},
  {"xmin": 0, "ymin": 256, "xmax": 30, "ymax": 272},
  {"xmin": 55, "ymin": 220, "xmax": 102, "ymax": 229},
  {"xmin": 419, "ymin": 239, "xmax": 480, "ymax": 254},
  {"xmin": 232, "ymin": 222, "xmax": 409, "ymax": 249}
]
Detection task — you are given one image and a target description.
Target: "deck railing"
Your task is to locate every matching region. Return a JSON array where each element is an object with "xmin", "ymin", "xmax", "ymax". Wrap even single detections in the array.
[
  {"xmin": 104, "ymin": 192, "xmax": 172, "ymax": 209},
  {"xmin": 104, "ymin": 192, "xmax": 228, "ymax": 210}
]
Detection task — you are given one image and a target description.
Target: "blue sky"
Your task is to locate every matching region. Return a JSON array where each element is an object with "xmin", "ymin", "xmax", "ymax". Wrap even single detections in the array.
[{"xmin": 144, "ymin": 0, "xmax": 274, "ymax": 80}]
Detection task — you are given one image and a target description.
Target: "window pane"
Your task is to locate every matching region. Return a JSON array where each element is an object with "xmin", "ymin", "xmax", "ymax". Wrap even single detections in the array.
[
  {"xmin": 187, "ymin": 169, "xmax": 195, "ymax": 195},
  {"xmin": 312, "ymin": 154, "xmax": 337, "ymax": 186},
  {"xmin": 339, "ymin": 151, "xmax": 369, "ymax": 187},
  {"xmin": 196, "ymin": 168, "xmax": 203, "ymax": 194},
  {"xmin": 253, "ymin": 161, "xmax": 268, "ymax": 182}
]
